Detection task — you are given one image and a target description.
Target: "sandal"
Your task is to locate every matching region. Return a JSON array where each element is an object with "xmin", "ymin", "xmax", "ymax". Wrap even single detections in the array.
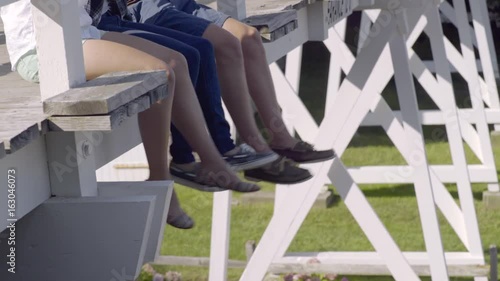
[
  {"xmin": 271, "ymin": 141, "xmax": 336, "ymax": 164},
  {"xmin": 170, "ymin": 162, "xmax": 261, "ymax": 193},
  {"xmin": 170, "ymin": 163, "xmax": 224, "ymax": 192}
]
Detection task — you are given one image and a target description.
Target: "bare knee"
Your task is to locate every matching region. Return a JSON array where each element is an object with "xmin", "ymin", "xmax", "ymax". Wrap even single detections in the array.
[
  {"xmin": 147, "ymin": 60, "xmax": 175, "ymax": 91},
  {"xmin": 240, "ymin": 26, "xmax": 265, "ymax": 57},
  {"xmin": 164, "ymin": 51, "xmax": 189, "ymax": 75}
]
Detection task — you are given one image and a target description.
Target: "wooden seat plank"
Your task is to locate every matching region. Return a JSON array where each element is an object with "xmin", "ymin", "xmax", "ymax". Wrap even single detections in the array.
[
  {"xmin": 48, "ymin": 86, "xmax": 168, "ymax": 131},
  {"xmin": 43, "ymin": 71, "xmax": 167, "ymax": 116},
  {"xmin": 242, "ymin": 10, "xmax": 298, "ymax": 41}
]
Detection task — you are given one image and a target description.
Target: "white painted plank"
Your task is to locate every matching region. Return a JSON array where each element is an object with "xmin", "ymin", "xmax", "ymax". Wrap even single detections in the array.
[
  {"xmin": 98, "ymin": 181, "xmax": 173, "ymax": 263},
  {"xmin": 0, "ymin": 137, "xmax": 51, "ymax": 233},
  {"xmin": 31, "ymin": 0, "xmax": 85, "ymax": 100},
  {"xmin": 209, "ymin": 191, "xmax": 232, "ymax": 281}
]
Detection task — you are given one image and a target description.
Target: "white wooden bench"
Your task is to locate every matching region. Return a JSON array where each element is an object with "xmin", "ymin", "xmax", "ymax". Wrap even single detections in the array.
[{"xmin": 0, "ymin": 8, "xmax": 173, "ymax": 279}]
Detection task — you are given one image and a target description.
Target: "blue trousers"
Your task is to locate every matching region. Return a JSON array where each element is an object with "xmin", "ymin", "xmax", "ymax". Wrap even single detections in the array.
[{"xmin": 98, "ymin": 14, "xmax": 235, "ymax": 163}]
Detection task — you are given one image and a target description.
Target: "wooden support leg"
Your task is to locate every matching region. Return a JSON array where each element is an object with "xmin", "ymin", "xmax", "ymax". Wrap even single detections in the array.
[
  {"xmin": 468, "ymin": 0, "xmax": 500, "ymax": 131},
  {"xmin": 98, "ymin": 181, "xmax": 173, "ymax": 262},
  {"xmin": 451, "ymin": 0, "xmax": 500, "ymax": 193},
  {"xmin": 0, "ymin": 196, "xmax": 155, "ymax": 281},
  {"xmin": 389, "ymin": 18, "xmax": 449, "ymax": 280},
  {"xmin": 424, "ymin": 5, "xmax": 484, "ymax": 259},
  {"xmin": 45, "ymin": 131, "xmax": 97, "ymax": 197},
  {"xmin": 209, "ymin": 191, "xmax": 232, "ymax": 281}
]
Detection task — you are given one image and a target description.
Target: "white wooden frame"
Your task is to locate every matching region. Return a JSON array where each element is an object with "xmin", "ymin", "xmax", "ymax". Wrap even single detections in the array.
[
  {"xmin": 330, "ymin": 1, "xmax": 500, "ymax": 192},
  {"xmin": 0, "ymin": 1, "xmax": 171, "ymax": 279},
  {"xmin": 207, "ymin": 0, "xmax": 490, "ymax": 280}
]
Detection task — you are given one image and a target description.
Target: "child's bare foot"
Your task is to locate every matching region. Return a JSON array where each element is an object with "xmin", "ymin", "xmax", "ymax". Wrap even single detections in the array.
[{"xmin": 166, "ymin": 190, "xmax": 194, "ymax": 229}]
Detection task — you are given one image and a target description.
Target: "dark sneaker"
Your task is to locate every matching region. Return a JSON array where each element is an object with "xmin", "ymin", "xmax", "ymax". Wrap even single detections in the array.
[
  {"xmin": 271, "ymin": 141, "xmax": 336, "ymax": 164},
  {"xmin": 244, "ymin": 157, "xmax": 313, "ymax": 184},
  {"xmin": 223, "ymin": 143, "xmax": 279, "ymax": 171}
]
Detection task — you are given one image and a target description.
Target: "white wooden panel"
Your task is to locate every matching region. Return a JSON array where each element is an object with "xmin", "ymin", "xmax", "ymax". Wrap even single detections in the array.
[
  {"xmin": 0, "ymin": 137, "xmax": 51, "ymax": 233},
  {"xmin": 209, "ymin": 191, "xmax": 232, "ymax": 281},
  {"xmin": 31, "ymin": 0, "xmax": 85, "ymax": 100}
]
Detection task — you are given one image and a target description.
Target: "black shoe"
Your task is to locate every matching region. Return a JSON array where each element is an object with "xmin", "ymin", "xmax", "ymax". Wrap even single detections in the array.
[
  {"xmin": 271, "ymin": 141, "xmax": 335, "ymax": 164},
  {"xmin": 244, "ymin": 157, "xmax": 313, "ymax": 184}
]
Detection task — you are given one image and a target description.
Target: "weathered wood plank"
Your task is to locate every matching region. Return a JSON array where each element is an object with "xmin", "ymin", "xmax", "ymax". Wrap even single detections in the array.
[
  {"xmin": 261, "ymin": 20, "xmax": 298, "ymax": 41},
  {"xmin": 205, "ymin": 0, "xmax": 308, "ymax": 16},
  {"xmin": 149, "ymin": 84, "xmax": 169, "ymax": 104},
  {"xmin": 154, "ymin": 255, "xmax": 490, "ymax": 277},
  {"xmin": 48, "ymin": 106, "xmax": 128, "ymax": 132},
  {"xmin": 0, "ymin": 123, "xmax": 42, "ymax": 153},
  {"xmin": 127, "ymin": 95, "xmax": 151, "ymax": 116},
  {"xmin": 266, "ymin": 263, "xmax": 490, "ymax": 277},
  {"xmin": 48, "ymin": 88, "xmax": 165, "ymax": 131},
  {"xmin": 242, "ymin": 10, "xmax": 298, "ymax": 42},
  {"xmin": 243, "ymin": 10, "xmax": 297, "ymax": 32},
  {"xmin": 43, "ymin": 71, "xmax": 167, "ymax": 116}
]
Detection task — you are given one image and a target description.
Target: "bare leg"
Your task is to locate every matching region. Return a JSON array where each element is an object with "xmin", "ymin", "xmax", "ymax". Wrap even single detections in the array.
[
  {"xmin": 221, "ymin": 19, "xmax": 298, "ymax": 149},
  {"xmin": 83, "ymin": 34, "xmax": 188, "ymax": 219},
  {"xmin": 202, "ymin": 24, "xmax": 271, "ymax": 152},
  {"xmin": 99, "ymin": 32, "xmax": 257, "ymax": 191}
]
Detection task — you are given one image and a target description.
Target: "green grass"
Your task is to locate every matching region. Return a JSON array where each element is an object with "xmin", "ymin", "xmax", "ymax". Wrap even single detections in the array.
[{"xmin": 141, "ymin": 134, "xmax": 500, "ymax": 281}]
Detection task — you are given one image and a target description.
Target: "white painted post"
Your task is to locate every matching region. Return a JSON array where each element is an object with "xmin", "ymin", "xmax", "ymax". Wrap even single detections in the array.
[
  {"xmin": 477, "ymin": 0, "xmax": 499, "ymax": 78},
  {"xmin": 209, "ymin": 1, "xmax": 244, "ymax": 279},
  {"xmin": 468, "ymin": 0, "xmax": 500, "ymax": 131},
  {"xmin": 389, "ymin": 10, "xmax": 449, "ymax": 280},
  {"xmin": 31, "ymin": 0, "xmax": 86, "ymax": 100},
  {"xmin": 307, "ymin": 1, "xmax": 329, "ymax": 41},
  {"xmin": 31, "ymin": 0, "xmax": 96, "ymax": 196},
  {"xmin": 424, "ymin": 5, "xmax": 484, "ymax": 258},
  {"xmin": 325, "ymin": 18, "xmax": 348, "ymax": 116},
  {"xmin": 452, "ymin": 0, "xmax": 499, "ymax": 192},
  {"xmin": 216, "ymin": 0, "xmax": 246, "ymax": 20},
  {"xmin": 46, "ymin": 132, "xmax": 98, "ymax": 197},
  {"xmin": 273, "ymin": 46, "xmax": 304, "ymax": 211},
  {"xmin": 209, "ymin": 191, "xmax": 232, "ymax": 281}
]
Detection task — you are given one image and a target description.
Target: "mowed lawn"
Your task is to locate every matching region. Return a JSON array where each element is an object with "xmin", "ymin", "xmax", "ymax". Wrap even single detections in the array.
[{"xmin": 142, "ymin": 133, "xmax": 500, "ymax": 281}]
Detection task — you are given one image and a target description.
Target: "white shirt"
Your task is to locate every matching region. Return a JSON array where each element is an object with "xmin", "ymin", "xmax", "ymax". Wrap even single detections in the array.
[{"xmin": 0, "ymin": 0, "xmax": 102, "ymax": 70}]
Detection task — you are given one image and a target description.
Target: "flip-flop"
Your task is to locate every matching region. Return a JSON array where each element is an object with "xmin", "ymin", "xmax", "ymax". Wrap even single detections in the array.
[
  {"xmin": 170, "ymin": 163, "xmax": 225, "ymax": 192},
  {"xmin": 171, "ymin": 162, "xmax": 261, "ymax": 193}
]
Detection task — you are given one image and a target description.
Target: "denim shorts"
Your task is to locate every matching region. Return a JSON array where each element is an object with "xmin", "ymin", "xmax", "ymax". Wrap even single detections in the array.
[
  {"xmin": 128, "ymin": 0, "xmax": 230, "ymax": 36},
  {"xmin": 190, "ymin": 3, "xmax": 231, "ymax": 28}
]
